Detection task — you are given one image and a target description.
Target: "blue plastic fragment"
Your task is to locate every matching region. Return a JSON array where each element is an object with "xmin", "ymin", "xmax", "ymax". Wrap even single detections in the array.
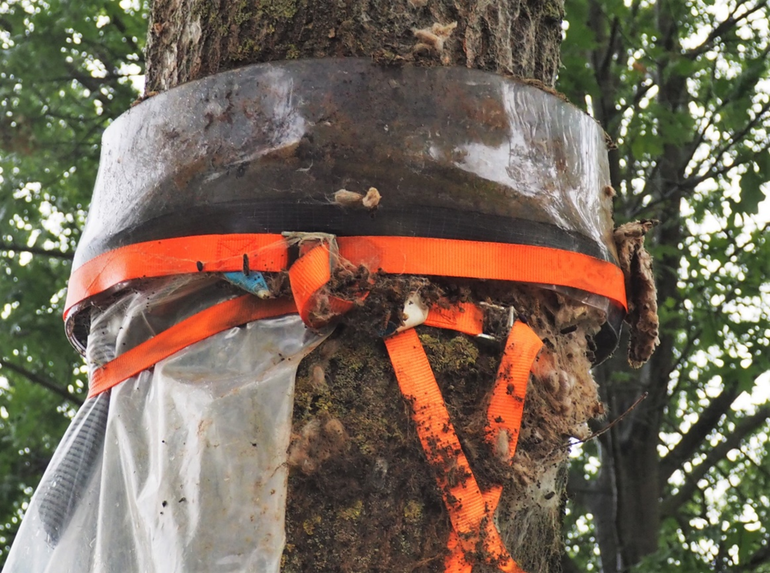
[{"xmin": 223, "ymin": 271, "xmax": 271, "ymax": 298}]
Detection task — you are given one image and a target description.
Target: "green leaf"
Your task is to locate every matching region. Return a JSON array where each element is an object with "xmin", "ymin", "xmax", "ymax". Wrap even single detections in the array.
[
  {"xmin": 737, "ymin": 527, "xmax": 763, "ymax": 564},
  {"xmin": 737, "ymin": 164, "xmax": 767, "ymax": 215}
]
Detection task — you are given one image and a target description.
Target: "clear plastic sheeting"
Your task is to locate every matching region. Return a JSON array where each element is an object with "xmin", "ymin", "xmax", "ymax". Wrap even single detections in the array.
[
  {"xmin": 63, "ymin": 59, "xmax": 625, "ymax": 358},
  {"xmin": 71, "ymin": 59, "xmax": 617, "ymax": 272},
  {"xmin": 5, "ymin": 277, "xmax": 327, "ymax": 572}
]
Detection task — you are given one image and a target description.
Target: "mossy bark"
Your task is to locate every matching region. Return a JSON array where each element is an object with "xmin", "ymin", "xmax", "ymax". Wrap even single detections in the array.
[
  {"xmin": 145, "ymin": 0, "xmax": 564, "ymax": 93},
  {"xmin": 280, "ymin": 282, "xmax": 605, "ymax": 573},
  {"xmin": 143, "ymin": 3, "xmax": 600, "ymax": 573}
]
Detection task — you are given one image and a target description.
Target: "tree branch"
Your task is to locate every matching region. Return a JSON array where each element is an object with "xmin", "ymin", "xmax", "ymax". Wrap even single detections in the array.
[
  {"xmin": 31, "ymin": 72, "xmax": 138, "ymax": 85},
  {"xmin": 660, "ymin": 405, "xmax": 770, "ymax": 517},
  {"xmin": 703, "ymin": 96, "xmax": 770, "ymax": 169},
  {"xmin": 0, "ymin": 359, "xmax": 83, "ymax": 406},
  {"xmin": 667, "ymin": 327, "xmax": 703, "ymax": 388},
  {"xmin": 108, "ymin": 11, "xmax": 142, "ymax": 55},
  {"xmin": 659, "ymin": 379, "xmax": 741, "ymax": 487},
  {"xmin": 0, "ymin": 242, "xmax": 74, "ymax": 261},
  {"xmin": 684, "ymin": 0, "xmax": 767, "ymax": 60},
  {"xmin": 687, "ymin": 138, "xmax": 770, "ymax": 190},
  {"xmin": 599, "ymin": 16, "xmax": 621, "ymax": 78}
]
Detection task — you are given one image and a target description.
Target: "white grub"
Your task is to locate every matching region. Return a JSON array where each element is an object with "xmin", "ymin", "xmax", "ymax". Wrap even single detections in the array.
[
  {"xmin": 531, "ymin": 351, "xmax": 559, "ymax": 392},
  {"xmin": 333, "ymin": 189, "xmax": 364, "ymax": 206},
  {"xmin": 287, "ymin": 419, "xmax": 322, "ymax": 473},
  {"xmin": 413, "ymin": 21, "xmax": 457, "ymax": 60},
  {"xmin": 362, "ymin": 187, "xmax": 381, "ymax": 209},
  {"xmin": 432, "ymin": 21, "xmax": 458, "ymax": 39},
  {"xmin": 311, "ymin": 364, "xmax": 328, "ymax": 392},
  {"xmin": 333, "ymin": 187, "xmax": 381, "ymax": 210},
  {"xmin": 287, "ymin": 417, "xmax": 348, "ymax": 475},
  {"xmin": 324, "ymin": 418, "xmax": 347, "ymax": 446},
  {"xmin": 557, "ymin": 370, "xmax": 573, "ymax": 398},
  {"xmin": 495, "ymin": 429, "xmax": 511, "ymax": 463},
  {"xmin": 374, "ymin": 457, "xmax": 389, "ymax": 477}
]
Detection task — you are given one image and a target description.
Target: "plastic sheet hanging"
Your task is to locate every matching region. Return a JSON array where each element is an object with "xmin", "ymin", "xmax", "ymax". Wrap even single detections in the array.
[{"xmin": 4, "ymin": 276, "xmax": 328, "ymax": 572}]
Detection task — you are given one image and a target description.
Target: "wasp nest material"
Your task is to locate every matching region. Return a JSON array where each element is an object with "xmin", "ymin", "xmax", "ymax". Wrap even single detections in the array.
[{"xmin": 614, "ymin": 220, "xmax": 660, "ymax": 368}]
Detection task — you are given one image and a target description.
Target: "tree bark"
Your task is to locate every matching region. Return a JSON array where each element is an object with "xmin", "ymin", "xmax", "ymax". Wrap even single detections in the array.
[
  {"xmin": 143, "ymin": 3, "xmax": 608, "ymax": 573},
  {"xmin": 145, "ymin": 0, "xmax": 565, "ymax": 93}
]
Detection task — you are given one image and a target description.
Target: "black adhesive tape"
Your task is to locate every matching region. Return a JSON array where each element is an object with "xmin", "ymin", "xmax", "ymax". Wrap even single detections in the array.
[{"xmin": 89, "ymin": 201, "xmax": 614, "ymax": 263}]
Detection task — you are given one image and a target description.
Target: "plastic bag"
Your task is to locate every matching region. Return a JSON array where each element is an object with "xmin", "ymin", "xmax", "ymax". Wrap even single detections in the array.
[{"xmin": 5, "ymin": 276, "xmax": 327, "ymax": 572}]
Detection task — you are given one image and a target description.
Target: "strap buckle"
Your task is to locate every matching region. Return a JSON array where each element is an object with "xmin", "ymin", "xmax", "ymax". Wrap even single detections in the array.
[{"xmin": 476, "ymin": 302, "xmax": 517, "ymax": 343}]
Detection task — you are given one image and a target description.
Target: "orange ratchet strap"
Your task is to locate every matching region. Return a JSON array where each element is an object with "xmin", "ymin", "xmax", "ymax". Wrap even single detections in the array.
[
  {"xmin": 75, "ymin": 232, "xmax": 602, "ymax": 572},
  {"xmin": 385, "ymin": 320, "xmax": 540, "ymax": 573},
  {"xmin": 65, "ymin": 234, "xmax": 627, "ymax": 319},
  {"xmin": 486, "ymin": 322, "xmax": 544, "ymax": 463},
  {"xmin": 88, "ymin": 296, "xmax": 297, "ymax": 398}
]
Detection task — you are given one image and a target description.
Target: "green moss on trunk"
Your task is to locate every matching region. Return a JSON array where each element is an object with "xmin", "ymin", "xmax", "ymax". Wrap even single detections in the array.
[{"xmin": 282, "ymin": 281, "xmax": 606, "ymax": 572}]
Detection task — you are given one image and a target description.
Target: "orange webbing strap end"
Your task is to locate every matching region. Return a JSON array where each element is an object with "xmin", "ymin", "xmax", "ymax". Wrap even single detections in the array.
[
  {"xmin": 288, "ymin": 242, "xmax": 333, "ymax": 326},
  {"xmin": 445, "ymin": 486, "xmax": 524, "ymax": 573},
  {"xmin": 88, "ymin": 296, "xmax": 297, "ymax": 398},
  {"xmin": 486, "ymin": 321, "xmax": 543, "ymax": 464},
  {"xmin": 64, "ymin": 234, "xmax": 289, "ymax": 319},
  {"xmin": 425, "ymin": 302, "xmax": 484, "ymax": 336},
  {"xmin": 385, "ymin": 329, "xmax": 521, "ymax": 573},
  {"xmin": 287, "ymin": 241, "xmax": 358, "ymax": 328}
]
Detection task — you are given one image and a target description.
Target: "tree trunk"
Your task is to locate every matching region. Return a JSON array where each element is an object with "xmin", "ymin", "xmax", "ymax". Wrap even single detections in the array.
[
  {"xmin": 144, "ymin": 3, "xmax": 606, "ymax": 573},
  {"xmin": 568, "ymin": 0, "xmax": 682, "ymax": 569},
  {"xmin": 145, "ymin": 0, "xmax": 565, "ymax": 93}
]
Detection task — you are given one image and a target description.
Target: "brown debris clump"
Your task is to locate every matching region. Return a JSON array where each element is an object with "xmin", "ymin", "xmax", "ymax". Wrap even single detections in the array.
[
  {"xmin": 614, "ymin": 221, "xmax": 660, "ymax": 368},
  {"xmin": 287, "ymin": 415, "xmax": 350, "ymax": 475}
]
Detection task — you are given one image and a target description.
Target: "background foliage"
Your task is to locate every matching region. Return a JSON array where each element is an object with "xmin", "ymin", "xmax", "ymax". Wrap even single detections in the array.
[
  {"xmin": 0, "ymin": 0, "xmax": 768, "ymax": 570},
  {"xmin": 557, "ymin": 0, "xmax": 770, "ymax": 570},
  {"xmin": 0, "ymin": 0, "xmax": 146, "ymax": 560}
]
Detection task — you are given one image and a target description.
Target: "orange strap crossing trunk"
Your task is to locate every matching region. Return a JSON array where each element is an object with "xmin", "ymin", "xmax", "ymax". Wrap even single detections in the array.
[{"xmin": 385, "ymin": 318, "xmax": 542, "ymax": 573}]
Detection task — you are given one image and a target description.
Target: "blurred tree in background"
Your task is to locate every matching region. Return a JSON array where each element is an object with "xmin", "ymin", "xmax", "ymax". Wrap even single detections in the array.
[
  {"xmin": 0, "ymin": 0, "xmax": 146, "ymax": 561},
  {"xmin": 558, "ymin": 0, "xmax": 770, "ymax": 570},
  {"xmin": 1, "ymin": 0, "xmax": 768, "ymax": 570}
]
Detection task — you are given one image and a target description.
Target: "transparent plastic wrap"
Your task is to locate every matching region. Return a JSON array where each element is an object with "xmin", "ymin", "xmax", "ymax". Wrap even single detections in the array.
[
  {"xmin": 63, "ymin": 58, "xmax": 624, "ymax": 358},
  {"xmin": 5, "ymin": 277, "xmax": 327, "ymax": 572},
  {"xmin": 72, "ymin": 58, "xmax": 617, "ymax": 271}
]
